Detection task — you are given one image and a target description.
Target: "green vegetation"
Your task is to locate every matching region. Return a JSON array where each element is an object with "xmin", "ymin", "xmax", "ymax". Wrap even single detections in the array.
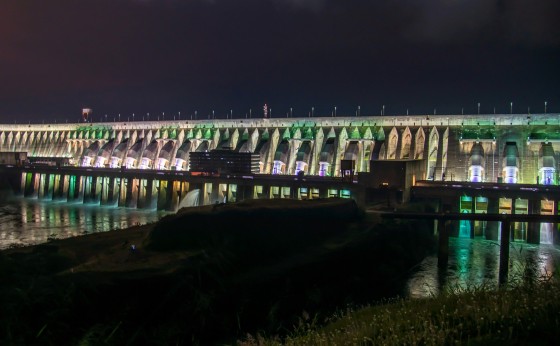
[
  {"xmin": 241, "ymin": 262, "xmax": 560, "ymax": 345},
  {"xmin": 243, "ymin": 281, "xmax": 560, "ymax": 345},
  {"xmin": 0, "ymin": 198, "xmax": 435, "ymax": 345}
]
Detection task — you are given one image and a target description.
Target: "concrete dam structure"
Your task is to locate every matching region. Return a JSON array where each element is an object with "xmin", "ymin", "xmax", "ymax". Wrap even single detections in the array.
[
  {"xmin": 2, "ymin": 113, "xmax": 559, "ymax": 182},
  {"xmin": 2, "ymin": 113, "xmax": 560, "ymax": 245}
]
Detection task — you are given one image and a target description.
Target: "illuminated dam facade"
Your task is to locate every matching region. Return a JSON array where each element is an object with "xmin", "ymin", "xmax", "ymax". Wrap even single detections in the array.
[
  {"xmin": 1, "ymin": 113, "xmax": 560, "ymax": 244},
  {"xmin": 2, "ymin": 114, "xmax": 560, "ymax": 180}
]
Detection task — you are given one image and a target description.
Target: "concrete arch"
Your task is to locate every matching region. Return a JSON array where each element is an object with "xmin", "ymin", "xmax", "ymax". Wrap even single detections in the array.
[
  {"xmin": 426, "ymin": 126, "xmax": 439, "ymax": 180},
  {"xmin": 414, "ymin": 127, "xmax": 425, "ymax": 159},
  {"xmin": 400, "ymin": 127, "xmax": 412, "ymax": 159},
  {"xmin": 155, "ymin": 140, "xmax": 176, "ymax": 169},
  {"xmin": 387, "ymin": 127, "xmax": 399, "ymax": 159}
]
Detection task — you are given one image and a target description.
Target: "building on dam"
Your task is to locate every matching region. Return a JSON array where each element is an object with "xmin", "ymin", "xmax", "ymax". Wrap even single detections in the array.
[{"xmin": 1, "ymin": 113, "xmax": 560, "ymax": 244}]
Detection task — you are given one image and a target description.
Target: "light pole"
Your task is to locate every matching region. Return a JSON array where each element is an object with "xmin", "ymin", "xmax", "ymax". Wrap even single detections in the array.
[
  {"xmin": 510, "ymin": 102, "xmax": 513, "ymax": 114},
  {"xmin": 290, "ymin": 107, "xmax": 293, "ymax": 118},
  {"xmin": 358, "ymin": 105, "xmax": 360, "ymax": 117},
  {"xmin": 249, "ymin": 108, "xmax": 252, "ymax": 118},
  {"xmin": 477, "ymin": 102, "xmax": 480, "ymax": 115},
  {"xmin": 311, "ymin": 106, "xmax": 314, "ymax": 117},
  {"xmin": 334, "ymin": 106, "xmax": 337, "ymax": 117},
  {"xmin": 545, "ymin": 101, "xmax": 548, "ymax": 114}
]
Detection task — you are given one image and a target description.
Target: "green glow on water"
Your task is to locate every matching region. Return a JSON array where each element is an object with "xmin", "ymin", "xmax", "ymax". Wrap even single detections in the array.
[{"xmin": 68, "ymin": 175, "xmax": 76, "ymax": 197}]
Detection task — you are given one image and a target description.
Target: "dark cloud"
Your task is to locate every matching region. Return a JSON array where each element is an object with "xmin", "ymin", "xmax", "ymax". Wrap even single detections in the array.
[
  {"xmin": 394, "ymin": 0, "xmax": 559, "ymax": 46},
  {"xmin": 0, "ymin": 0, "xmax": 558, "ymax": 122}
]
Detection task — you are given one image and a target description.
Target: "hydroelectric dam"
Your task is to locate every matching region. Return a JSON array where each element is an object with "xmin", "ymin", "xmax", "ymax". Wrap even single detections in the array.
[{"xmin": 2, "ymin": 113, "xmax": 560, "ymax": 245}]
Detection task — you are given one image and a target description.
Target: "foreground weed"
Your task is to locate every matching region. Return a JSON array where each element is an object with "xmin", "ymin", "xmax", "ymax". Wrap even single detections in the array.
[{"xmin": 241, "ymin": 279, "xmax": 560, "ymax": 345}]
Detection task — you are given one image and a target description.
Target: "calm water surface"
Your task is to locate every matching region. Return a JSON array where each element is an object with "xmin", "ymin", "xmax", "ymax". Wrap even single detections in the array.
[
  {"xmin": 2, "ymin": 198, "xmax": 560, "ymax": 300},
  {"xmin": 0, "ymin": 197, "xmax": 168, "ymax": 250},
  {"xmin": 406, "ymin": 237, "xmax": 560, "ymax": 298}
]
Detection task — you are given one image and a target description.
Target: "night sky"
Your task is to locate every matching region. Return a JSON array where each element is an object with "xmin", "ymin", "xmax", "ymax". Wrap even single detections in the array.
[{"xmin": 1, "ymin": 0, "xmax": 559, "ymax": 123}]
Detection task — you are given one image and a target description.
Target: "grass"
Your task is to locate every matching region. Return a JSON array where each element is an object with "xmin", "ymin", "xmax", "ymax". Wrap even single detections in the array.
[{"xmin": 239, "ymin": 264, "xmax": 560, "ymax": 345}]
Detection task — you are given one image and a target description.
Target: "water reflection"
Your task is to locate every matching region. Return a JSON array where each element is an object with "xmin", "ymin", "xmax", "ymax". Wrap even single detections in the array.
[
  {"xmin": 406, "ymin": 238, "xmax": 560, "ymax": 298},
  {"xmin": 0, "ymin": 198, "xmax": 167, "ymax": 250}
]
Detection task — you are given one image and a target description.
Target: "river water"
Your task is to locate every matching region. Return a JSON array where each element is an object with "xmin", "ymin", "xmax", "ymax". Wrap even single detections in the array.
[
  {"xmin": 1, "ymin": 198, "xmax": 560, "ymax": 299},
  {"xmin": 406, "ymin": 237, "xmax": 560, "ymax": 298},
  {"xmin": 0, "ymin": 197, "xmax": 167, "ymax": 250}
]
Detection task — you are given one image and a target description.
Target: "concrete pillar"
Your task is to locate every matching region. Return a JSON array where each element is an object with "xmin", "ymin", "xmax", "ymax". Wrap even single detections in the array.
[
  {"xmin": 510, "ymin": 198, "xmax": 516, "ymax": 240},
  {"xmin": 82, "ymin": 176, "xmax": 92, "ymax": 203},
  {"xmin": 106, "ymin": 177, "xmax": 117, "ymax": 205},
  {"xmin": 138, "ymin": 179, "xmax": 154, "ymax": 209},
  {"xmin": 156, "ymin": 180, "xmax": 169, "ymax": 210},
  {"xmin": 90, "ymin": 176, "xmax": 100, "ymax": 204},
  {"xmin": 24, "ymin": 172, "xmax": 37, "ymax": 197},
  {"xmin": 289, "ymin": 186, "xmax": 297, "ymax": 199},
  {"xmin": 67, "ymin": 175, "xmax": 82, "ymax": 201},
  {"xmin": 554, "ymin": 200, "xmax": 559, "ymax": 246},
  {"xmin": 237, "ymin": 185, "xmax": 253, "ymax": 202},
  {"xmin": 499, "ymin": 219, "xmax": 511, "ymax": 286},
  {"xmin": 485, "ymin": 198, "xmax": 500, "ymax": 240},
  {"xmin": 527, "ymin": 199, "xmax": 541, "ymax": 244},
  {"xmin": 164, "ymin": 180, "xmax": 178, "ymax": 211},
  {"xmin": 37, "ymin": 173, "xmax": 45, "ymax": 199},
  {"xmin": 125, "ymin": 178, "xmax": 138, "ymax": 208},
  {"xmin": 470, "ymin": 195, "xmax": 475, "ymax": 239},
  {"xmin": 260, "ymin": 185, "xmax": 270, "ymax": 199},
  {"xmin": 437, "ymin": 218, "xmax": 449, "ymax": 268},
  {"xmin": 42, "ymin": 173, "xmax": 52, "ymax": 199},
  {"xmin": 118, "ymin": 178, "xmax": 128, "ymax": 207},
  {"xmin": 53, "ymin": 174, "xmax": 64, "ymax": 200}
]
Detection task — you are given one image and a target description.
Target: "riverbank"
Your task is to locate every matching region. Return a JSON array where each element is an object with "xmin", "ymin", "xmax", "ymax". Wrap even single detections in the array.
[
  {"xmin": 244, "ymin": 278, "xmax": 560, "ymax": 345},
  {"xmin": 0, "ymin": 198, "xmax": 435, "ymax": 345}
]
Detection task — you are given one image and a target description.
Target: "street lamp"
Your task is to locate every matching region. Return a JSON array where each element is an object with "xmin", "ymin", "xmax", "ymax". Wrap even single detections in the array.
[
  {"xmin": 334, "ymin": 106, "xmax": 337, "ymax": 117},
  {"xmin": 358, "ymin": 105, "xmax": 361, "ymax": 117},
  {"xmin": 510, "ymin": 102, "xmax": 513, "ymax": 114},
  {"xmin": 545, "ymin": 101, "xmax": 548, "ymax": 114},
  {"xmin": 382, "ymin": 105, "xmax": 385, "ymax": 116},
  {"xmin": 477, "ymin": 102, "xmax": 480, "ymax": 115},
  {"xmin": 311, "ymin": 106, "xmax": 314, "ymax": 117},
  {"xmin": 290, "ymin": 107, "xmax": 293, "ymax": 118}
]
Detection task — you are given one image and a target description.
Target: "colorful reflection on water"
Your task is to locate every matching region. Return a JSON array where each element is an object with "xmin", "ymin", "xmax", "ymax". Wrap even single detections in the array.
[
  {"xmin": 406, "ymin": 237, "xmax": 560, "ymax": 298},
  {"xmin": 0, "ymin": 198, "xmax": 168, "ymax": 250}
]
